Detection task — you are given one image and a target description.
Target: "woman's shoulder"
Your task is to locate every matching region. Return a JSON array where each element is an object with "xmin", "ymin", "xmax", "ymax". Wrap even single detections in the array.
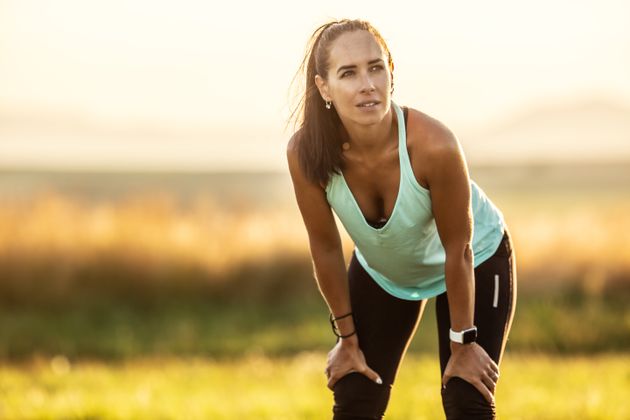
[
  {"xmin": 286, "ymin": 128, "xmax": 304, "ymax": 153},
  {"xmin": 403, "ymin": 106, "xmax": 464, "ymax": 187},
  {"xmin": 405, "ymin": 106, "xmax": 459, "ymax": 154},
  {"xmin": 286, "ymin": 128, "xmax": 329, "ymax": 190}
]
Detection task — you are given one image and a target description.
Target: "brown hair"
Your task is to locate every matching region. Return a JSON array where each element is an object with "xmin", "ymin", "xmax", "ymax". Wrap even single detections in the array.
[{"xmin": 288, "ymin": 19, "xmax": 394, "ymax": 187}]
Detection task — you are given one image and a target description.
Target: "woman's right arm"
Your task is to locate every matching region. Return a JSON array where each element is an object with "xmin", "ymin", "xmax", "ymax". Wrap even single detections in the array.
[
  {"xmin": 286, "ymin": 135, "xmax": 357, "ymax": 341},
  {"xmin": 286, "ymin": 135, "xmax": 382, "ymax": 389}
]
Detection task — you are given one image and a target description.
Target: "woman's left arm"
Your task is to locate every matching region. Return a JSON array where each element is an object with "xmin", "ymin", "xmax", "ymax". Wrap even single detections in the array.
[{"xmin": 426, "ymin": 124, "xmax": 499, "ymax": 404}]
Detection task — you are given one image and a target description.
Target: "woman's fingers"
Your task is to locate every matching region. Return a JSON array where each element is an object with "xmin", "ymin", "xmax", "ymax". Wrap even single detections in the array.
[
  {"xmin": 481, "ymin": 370, "xmax": 497, "ymax": 394},
  {"xmin": 478, "ymin": 350, "xmax": 499, "ymax": 388},
  {"xmin": 325, "ymin": 342, "xmax": 384, "ymax": 391},
  {"xmin": 472, "ymin": 378, "xmax": 496, "ymax": 405},
  {"xmin": 360, "ymin": 365, "xmax": 383, "ymax": 385},
  {"xmin": 479, "ymin": 358, "xmax": 498, "ymax": 395},
  {"xmin": 441, "ymin": 344, "xmax": 500, "ymax": 405},
  {"xmin": 327, "ymin": 374, "xmax": 338, "ymax": 390},
  {"xmin": 488, "ymin": 358, "xmax": 500, "ymax": 376},
  {"xmin": 326, "ymin": 365, "xmax": 383, "ymax": 390},
  {"xmin": 493, "ymin": 365, "xmax": 500, "ymax": 378},
  {"xmin": 487, "ymin": 366, "xmax": 499, "ymax": 383},
  {"xmin": 326, "ymin": 367, "xmax": 355, "ymax": 390},
  {"xmin": 441, "ymin": 372, "xmax": 452, "ymax": 389}
]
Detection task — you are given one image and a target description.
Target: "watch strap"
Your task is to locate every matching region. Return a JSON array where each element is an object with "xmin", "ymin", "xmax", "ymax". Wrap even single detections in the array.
[{"xmin": 449, "ymin": 326, "xmax": 478, "ymax": 344}]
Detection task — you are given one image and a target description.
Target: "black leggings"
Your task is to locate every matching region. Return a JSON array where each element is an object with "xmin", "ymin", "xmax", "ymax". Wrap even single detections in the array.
[{"xmin": 332, "ymin": 229, "xmax": 517, "ymax": 420}]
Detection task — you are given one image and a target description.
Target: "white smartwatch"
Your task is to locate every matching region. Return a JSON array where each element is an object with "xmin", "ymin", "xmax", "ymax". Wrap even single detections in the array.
[{"xmin": 449, "ymin": 326, "xmax": 478, "ymax": 344}]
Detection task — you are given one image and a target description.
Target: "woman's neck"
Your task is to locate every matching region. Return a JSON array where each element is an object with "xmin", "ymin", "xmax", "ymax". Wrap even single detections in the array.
[{"xmin": 341, "ymin": 108, "xmax": 397, "ymax": 159}]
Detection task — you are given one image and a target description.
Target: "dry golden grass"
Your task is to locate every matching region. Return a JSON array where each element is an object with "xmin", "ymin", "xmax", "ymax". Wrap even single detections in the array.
[
  {"xmin": 0, "ymin": 191, "xmax": 307, "ymax": 275},
  {"xmin": 0, "ymin": 189, "xmax": 628, "ymax": 300},
  {"xmin": 501, "ymin": 198, "xmax": 630, "ymax": 294},
  {"xmin": 0, "ymin": 188, "xmax": 628, "ymax": 358}
]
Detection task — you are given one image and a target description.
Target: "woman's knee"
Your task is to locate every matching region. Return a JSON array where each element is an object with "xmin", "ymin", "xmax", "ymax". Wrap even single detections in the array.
[
  {"xmin": 441, "ymin": 377, "xmax": 496, "ymax": 420},
  {"xmin": 332, "ymin": 372, "xmax": 392, "ymax": 420}
]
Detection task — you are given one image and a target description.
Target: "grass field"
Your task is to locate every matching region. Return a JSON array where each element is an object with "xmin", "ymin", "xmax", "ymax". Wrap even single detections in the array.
[
  {"xmin": 1, "ymin": 167, "xmax": 629, "ymax": 308},
  {"xmin": 0, "ymin": 167, "xmax": 629, "ymax": 418},
  {"xmin": 1, "ymin": 353, "xmax": 628, "ymax": 419},
  {"xmin": 0, "ymin": 295, "xmax": 628, "ymax": 361}
]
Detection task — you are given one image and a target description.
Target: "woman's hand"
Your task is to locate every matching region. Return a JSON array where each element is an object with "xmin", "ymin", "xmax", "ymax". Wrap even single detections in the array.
[
  {"xmin": 325, "ymin": 337, "xmax": 383, "ymax": 390},
  {"xmin": 441, "ymin": 342, "xmax": 499, "ymax": 404}
]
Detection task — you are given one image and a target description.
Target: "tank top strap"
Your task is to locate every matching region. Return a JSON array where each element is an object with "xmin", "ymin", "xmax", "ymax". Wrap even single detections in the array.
[{"xmin": 392, "ymin": 101, "xmax": 415, "ymax": 184}]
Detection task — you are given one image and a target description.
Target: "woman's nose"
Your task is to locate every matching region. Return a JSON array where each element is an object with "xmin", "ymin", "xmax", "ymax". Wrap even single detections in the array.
[
  {"xmin": 359, "ymin": 74, "xmax": 376, "ymax": 93},
  {"xmin": 361, "ymin": 78, "xmax": 376, "ymax": 93}
]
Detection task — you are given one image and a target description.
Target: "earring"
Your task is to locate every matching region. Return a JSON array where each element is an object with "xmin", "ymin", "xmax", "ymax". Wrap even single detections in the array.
[{"xmin": 325, "ymin": 100, "xmax": 332, "ymax": 110}]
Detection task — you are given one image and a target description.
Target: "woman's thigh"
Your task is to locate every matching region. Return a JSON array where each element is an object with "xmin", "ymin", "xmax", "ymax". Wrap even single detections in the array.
[
  {"xmin": 436, "ymin": 230, "xmax": 517, "ymax": 373},
  {"xmin": 435, "ymin": 229, "xmax": 518, "ymax": 418},
  {"xmin": 332, "ymin": 252, "xmax": 427, "ymax": 419}
]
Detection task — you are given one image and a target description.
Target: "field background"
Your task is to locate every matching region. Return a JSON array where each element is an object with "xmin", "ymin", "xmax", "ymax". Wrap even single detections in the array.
[
  {"xmin": 0, "ymin": 163, "xmax": 629, "ymax": 419},
  {"xmin": 2, "ymin": 1, "xmax": 630, "ymax": 417}
]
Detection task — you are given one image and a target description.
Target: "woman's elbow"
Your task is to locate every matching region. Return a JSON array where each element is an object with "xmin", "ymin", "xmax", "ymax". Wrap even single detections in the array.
[{"xmin": 445, "ymin": 242, "xmax": 474, "ymax": 264}]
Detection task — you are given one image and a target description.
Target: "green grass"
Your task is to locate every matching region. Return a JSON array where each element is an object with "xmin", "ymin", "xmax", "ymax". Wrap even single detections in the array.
[
  {"xmin": 1, "ymin": 291, "xmax": 628, "ymax": 362},
  {"xmin": 0, "ymin": 353, "xmax": 627, "ymax": 419}
]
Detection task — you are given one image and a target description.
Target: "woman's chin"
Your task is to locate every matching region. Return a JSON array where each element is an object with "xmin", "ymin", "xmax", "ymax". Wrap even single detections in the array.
[{"xmin": 353, "ymin": 109, "xmax": 388, "ymax": 125}]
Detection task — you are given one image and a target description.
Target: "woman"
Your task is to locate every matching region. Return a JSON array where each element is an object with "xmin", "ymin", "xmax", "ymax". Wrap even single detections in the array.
[{"xmin": 286, "ymin": 19, "xmax": 516, "ymax": 420}]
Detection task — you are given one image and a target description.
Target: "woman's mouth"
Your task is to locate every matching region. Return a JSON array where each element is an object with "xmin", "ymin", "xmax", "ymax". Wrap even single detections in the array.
[{"xmin": 357, "ymin": 101, "xmax": 380, "ymax": 108}]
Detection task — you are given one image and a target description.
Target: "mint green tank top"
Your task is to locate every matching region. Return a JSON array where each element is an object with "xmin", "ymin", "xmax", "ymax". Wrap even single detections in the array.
[{"xmin": 325, "ymin": 101, "xmax": 506, "ymax": 301}]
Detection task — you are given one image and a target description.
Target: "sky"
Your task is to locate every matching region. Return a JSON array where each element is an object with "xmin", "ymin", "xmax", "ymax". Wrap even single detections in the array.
[{"xmin": 1, "ymin": 0, "xmax": 629, "ymax": 171}]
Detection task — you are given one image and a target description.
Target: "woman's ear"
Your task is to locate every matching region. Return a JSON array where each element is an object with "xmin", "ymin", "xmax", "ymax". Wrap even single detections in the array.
[{"xmin": 314, "ymin": 74, "xmax": 330, "ymax": 102}]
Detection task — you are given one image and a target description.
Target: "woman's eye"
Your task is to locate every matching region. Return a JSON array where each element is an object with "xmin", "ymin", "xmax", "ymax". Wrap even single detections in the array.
[{"xmin": 340, "ymin": 66, "xmax": 382, "ymax": 78}]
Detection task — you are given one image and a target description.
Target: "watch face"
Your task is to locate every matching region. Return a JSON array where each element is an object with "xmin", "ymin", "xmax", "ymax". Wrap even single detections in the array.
[{"xmin": 463, "ymin": 329, "xmax": 477, "ymax": 344}]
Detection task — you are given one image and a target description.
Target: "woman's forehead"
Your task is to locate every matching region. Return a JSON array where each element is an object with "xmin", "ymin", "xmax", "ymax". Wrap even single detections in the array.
[{"xmin": 327, "ymin": 30, "xmax": 385, "ymax": 67}]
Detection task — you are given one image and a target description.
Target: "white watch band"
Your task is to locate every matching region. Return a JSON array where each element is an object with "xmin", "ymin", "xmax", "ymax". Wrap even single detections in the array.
[{"xmin": 449, "ymin": 327, "xmax": 477, "ymax": 344}]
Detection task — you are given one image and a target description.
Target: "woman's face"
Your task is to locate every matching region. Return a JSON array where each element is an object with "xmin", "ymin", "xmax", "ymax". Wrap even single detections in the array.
[{"xmin": 315, "ymin": 30, "xmax": 393, "ymax": 128}]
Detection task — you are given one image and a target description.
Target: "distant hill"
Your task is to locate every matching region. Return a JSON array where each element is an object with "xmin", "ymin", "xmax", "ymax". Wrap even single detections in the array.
[
  {"xmin": 2, "ymin": 96, "xmax": 629, "ymax": 169},
  {"xmin": 462, "ymin": 96, "xmax": 630, "ymax": 164}
]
